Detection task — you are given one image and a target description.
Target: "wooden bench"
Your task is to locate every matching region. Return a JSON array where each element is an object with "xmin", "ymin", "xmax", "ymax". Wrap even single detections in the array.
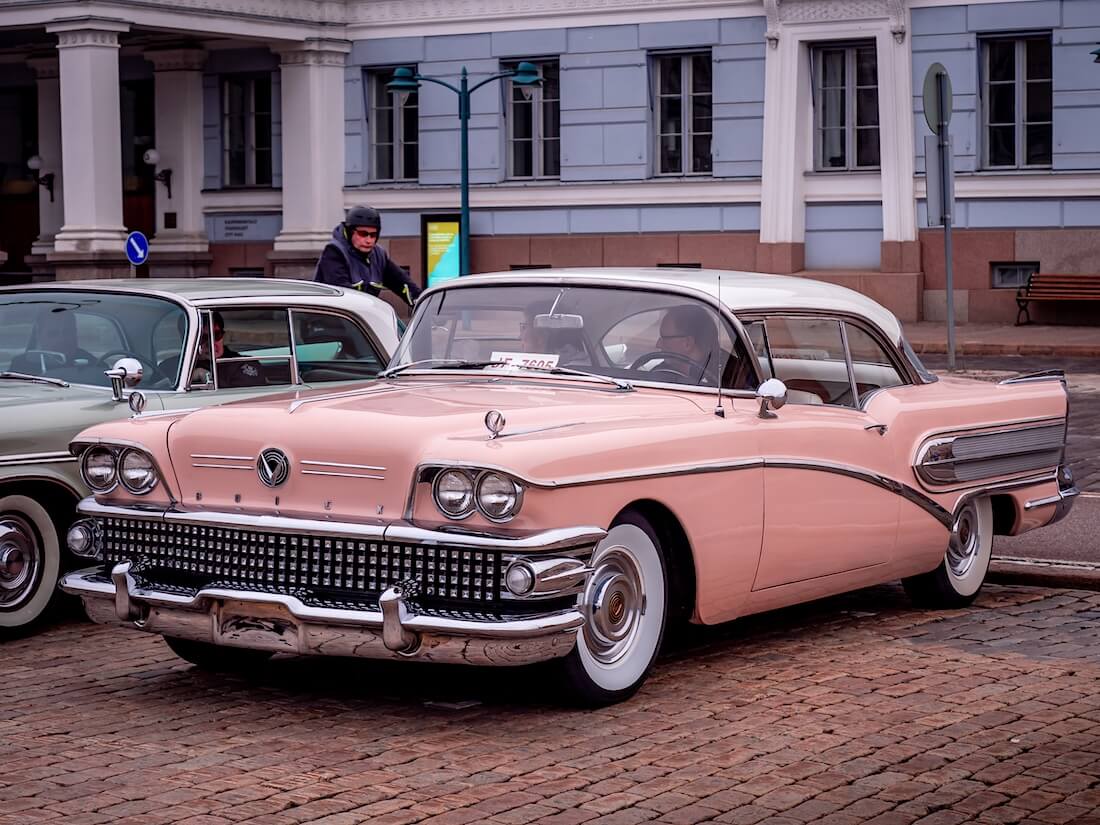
[{"xmin": 1016, "ymin": 273, "xmax": 1100, "ymax": 325}]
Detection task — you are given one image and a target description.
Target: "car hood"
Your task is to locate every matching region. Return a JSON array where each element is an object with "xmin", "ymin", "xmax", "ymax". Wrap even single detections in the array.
[
  {"xmin": 165, "ymin": 377, "xmax": 710, "ymax": 520},
  {"xmin": 0, "ymin": 381, "xmax": 142, "ymax": 461}
]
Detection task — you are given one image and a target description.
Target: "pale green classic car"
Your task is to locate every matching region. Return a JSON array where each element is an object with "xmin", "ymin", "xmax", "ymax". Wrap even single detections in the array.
[{"xmin": 0, "ymin": 278, "xmax": 401, "ymax": 633}]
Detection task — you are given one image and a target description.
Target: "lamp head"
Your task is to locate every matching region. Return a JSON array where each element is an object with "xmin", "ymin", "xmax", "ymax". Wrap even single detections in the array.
[
  {"xmin": 26, "ymin": 155, "xmax": 42, "ymax": 171},
  {"xmin": 142, "ymin": 148, "xmax": 160, "ymax": 167},
  {"xmin": 386, "ymin": 67, "xmax": 420, "ymax": 93},
  {"xmin": 511, "ymin": 61, "xmax": 542, "ymax": 87}
]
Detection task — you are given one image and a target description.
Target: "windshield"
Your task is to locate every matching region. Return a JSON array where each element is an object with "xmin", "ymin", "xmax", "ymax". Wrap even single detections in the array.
[
  {"xmin": 392, "ymin": 284, "xmax": 758, "ymax": 390},
  {"xmin": 0, "ymin": 291, "xmax": 188, "ymax": 389}
]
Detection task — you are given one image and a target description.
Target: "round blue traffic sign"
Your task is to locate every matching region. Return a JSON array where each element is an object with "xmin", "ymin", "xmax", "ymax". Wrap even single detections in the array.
[{"xmin": 125, "ymin": 231, "xmax": 150, "ymax": 266}]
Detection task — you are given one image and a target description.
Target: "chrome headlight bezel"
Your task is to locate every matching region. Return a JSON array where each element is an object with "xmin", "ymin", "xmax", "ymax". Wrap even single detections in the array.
[
  {"xmin": 475, "ymin": 471, "xmax": 524, "ymax": 522},
  {"xmin": 80, "ymin": 446, "xmax": 118, "ymax": 493},
  {"xmin": 432, "ymin": 468, "xmax": 476, "ymax": 519},
  {"xmin": 118, "ymin": 448, "xmax": 159, "ymax": 495}
]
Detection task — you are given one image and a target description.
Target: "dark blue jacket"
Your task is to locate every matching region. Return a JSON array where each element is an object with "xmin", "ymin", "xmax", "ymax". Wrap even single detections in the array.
[{"xmin": 313, "ymin": 224, "xmax": 421, "ymax": 307}]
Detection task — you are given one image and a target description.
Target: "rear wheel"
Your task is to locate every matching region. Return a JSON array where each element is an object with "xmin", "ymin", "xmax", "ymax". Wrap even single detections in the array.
[
  {"xmin": 555, "ymin": 512, "xmax": 668, "ymax": 705},
  {"xmin": 163, "ymin": 636, "xmax": 273, "ymax": 672},
  {"xmin": 904, "ymin": 496, "xmax": 993, "ymax": 608},
  {"xmin": 0, "ymin": 495, "xmax": 61, "ymax": 634}
]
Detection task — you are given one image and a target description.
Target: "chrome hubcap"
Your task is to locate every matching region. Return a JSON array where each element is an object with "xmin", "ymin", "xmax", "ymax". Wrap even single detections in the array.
[
  {"xmin": 583, "ymin": 547, "xmax": 645, "ymax": 665},
  {"xmin": 947, "ymin": 503, "xmax": 980, "ymax": 578},
  {"xmin": 0, "ymin": 517, "xmax": 39, "ymax": 609}
]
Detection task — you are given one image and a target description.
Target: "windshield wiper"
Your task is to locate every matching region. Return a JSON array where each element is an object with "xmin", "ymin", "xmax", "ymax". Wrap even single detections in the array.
[
  {"xmin": 379, "ymin": 359, "xmax": 507, "ymax": 379},
  {"xmin": 0, "ymin": 371, "xmax": 70, "ymax": 388},
  {"xmin": 524, "ymin": 365, "xmax": 634, "ymax": 392}
]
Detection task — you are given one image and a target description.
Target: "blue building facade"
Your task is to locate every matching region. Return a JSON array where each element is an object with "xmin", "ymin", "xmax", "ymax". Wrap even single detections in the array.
[{"xmin": 0, "ymin": 0, "xmax": 1097, "ymax": 322}]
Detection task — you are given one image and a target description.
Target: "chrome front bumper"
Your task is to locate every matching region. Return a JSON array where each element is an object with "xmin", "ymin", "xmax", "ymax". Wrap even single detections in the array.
[
  {"xmin": 60, "ymin": 500, "xmax": 602, "ymax": 667},
  {"xmin": 62, "ymin": 563, "xmax": 585, "ymax": 666}
]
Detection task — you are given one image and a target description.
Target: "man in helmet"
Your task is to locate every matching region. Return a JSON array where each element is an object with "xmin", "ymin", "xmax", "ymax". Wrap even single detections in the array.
[{"xmin": 314, "ymin": 205, "xmax": 422, "ymax": 308}]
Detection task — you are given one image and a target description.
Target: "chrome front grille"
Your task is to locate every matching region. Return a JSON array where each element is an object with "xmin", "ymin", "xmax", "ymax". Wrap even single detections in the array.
[{"xmin": 99, "ymin": 517, "xmax": 504, "ymax": 606}]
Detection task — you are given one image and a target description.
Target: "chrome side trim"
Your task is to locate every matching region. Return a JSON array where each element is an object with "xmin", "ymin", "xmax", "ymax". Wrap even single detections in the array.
[
  {"xmin": 301, "ymin": 470, "xmax": 385, "ymax": 479},
  {"xmin": 999, "ymin": 370, "xmax": 1066, "ymax": 385},
  {"xmin": 914, "ymin": 418, "xmax": 1067, "ymax": 489},
  {"xmin": 301, "ymin": 460, "xmax": 386, "ymax": 471},
  {"xmin": 191, "ymin": 463, "xmax": 252, "ymax": 470},
  {"xmin": 763, "ymin": 458, "xmax": 953, "ymax": 529},
  {"xmin": 192, "ymin": 453, "xmax": 254, "ymax": 461},
  {"xmin": 0, "ymin": 451, "xmax": 77, "ymax": 466},
  {"xmin": 1025, "ymin": 486, "xmax": 1080, "ymax": 511}
]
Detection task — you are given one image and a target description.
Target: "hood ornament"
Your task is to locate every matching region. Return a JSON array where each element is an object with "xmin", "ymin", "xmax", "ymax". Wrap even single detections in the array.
[
  {"xmin": 257, "ymin": 448, "xmax": 291, "ymax": 487},
  {"xmin": 484, "ymin": 410, "xmax": 506, "ymax": 440}
]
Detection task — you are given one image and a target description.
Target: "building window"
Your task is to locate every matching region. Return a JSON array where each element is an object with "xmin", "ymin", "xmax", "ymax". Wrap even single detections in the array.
[
  {"xmin": 812, "ymin": 43, "xmax": 879, "ymax": 171},
  {"xmin": 992, "ymin": 262, "xmax": 1038, "ymax": 289},
  {"xmin": 981, "ymin": 36, "xmax": 1052, "ymax": 169},
  {"xmin": 505, "ymin": 60, "xmax": 559, "ymax": 179},
  {"xmin": 371, "ymin": 70, "xmax": 418, "ymax": 181},
  {"xmin": 654, "ymin": 53, "xmax": 712, "ymax": 175},
  {"xmin": 222, "ymin": 75, "xmax": 272, "ymax": 187}
]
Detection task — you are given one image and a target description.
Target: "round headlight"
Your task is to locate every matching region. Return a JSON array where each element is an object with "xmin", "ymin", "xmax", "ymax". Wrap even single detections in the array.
[
  {"xmin": 119, "ymin": 449, "xmax": 158, "ymax": 494},
  {"xmin": 433, "ymin": 469, "xmax": 475, "ymax": 518},
  {"xmin": 504, "ymin": 562, "xmax": 535, "ymax": 596},
  {"xmin": 476, "ymin": 472, "xmax": 521, "ymax": 521},
  {"xmin": 80, "ymin": 447, "xmax": 117, "ymax": 492}
]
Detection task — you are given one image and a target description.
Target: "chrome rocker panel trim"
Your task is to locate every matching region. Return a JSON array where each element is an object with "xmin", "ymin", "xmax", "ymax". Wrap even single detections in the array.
[{"xmin": 61, "ymin": 563, "xmax": 584, "ymax": 667}]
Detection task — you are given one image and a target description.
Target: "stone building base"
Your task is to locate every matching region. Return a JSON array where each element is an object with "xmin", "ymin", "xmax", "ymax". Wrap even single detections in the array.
[{"xmin": 46, "ymin": 251, "xmax": 134, "ymax": 280}]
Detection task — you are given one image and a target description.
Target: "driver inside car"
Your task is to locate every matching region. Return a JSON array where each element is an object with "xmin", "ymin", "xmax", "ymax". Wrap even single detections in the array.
[
  {"xmin": 191, "ymin": 312, "xmax": 265, "ymax": 389},
  {"xmin": 652, "ymin": 304, "xmax": 719, "ymax": 384}
]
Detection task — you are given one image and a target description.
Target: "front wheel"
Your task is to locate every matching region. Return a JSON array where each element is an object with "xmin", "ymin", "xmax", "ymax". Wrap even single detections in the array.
[
  {"xmin": 903, "ymin": 496, "xmax": 993, "ymax": 608},
  {"xmin": 555, "ymin": 514, "xmax": 668, "ymax": 705},
  {"xmin": 163, "ymin": 636, "xmax": 274, "ymax": 672},
  {"xmin": 0, "ymin": 495, "xmax": 62, "ymax": 635}
]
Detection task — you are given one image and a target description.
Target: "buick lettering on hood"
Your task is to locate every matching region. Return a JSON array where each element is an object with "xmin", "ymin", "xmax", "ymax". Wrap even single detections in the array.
[{"xmin": 61, "ymin": 269, "xmax": 1076, "ymax": 704}]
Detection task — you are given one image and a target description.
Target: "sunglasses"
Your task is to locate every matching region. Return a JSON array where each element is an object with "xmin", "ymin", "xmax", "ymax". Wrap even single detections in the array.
[{"xmin": 352, "ymin": 228, "xmax": 379, "ymax": 239}]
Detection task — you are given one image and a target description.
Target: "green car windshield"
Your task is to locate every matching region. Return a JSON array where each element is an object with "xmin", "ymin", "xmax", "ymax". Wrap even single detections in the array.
[{"xmin": 0, "ymin": 291, "xmax": 188, "ymax": 389}]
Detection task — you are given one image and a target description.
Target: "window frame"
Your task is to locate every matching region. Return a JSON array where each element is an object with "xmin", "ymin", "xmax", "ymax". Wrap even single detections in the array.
[
  {"xmin": 369, "ymin": 68, "xmax": 419, "ymax": 182},
  {"xmin": 652, "ymin": 51, "xmax": 713, "ymax": 177},
  {"xmin": 743, "ymin": 312, "xmax": 914, "ymax": 409},
  {"xmin": 991, "ymin": 262, "xmax": 1039, "ymax": 289},
  {"xmin": 979, "ymin": 34, "xmax": 1053, "ymax": 170},
  {"xmin": 187, "ymin": 306, "xmax": 388, "ymax": 391},
  {"xmin": 811, "ymin": 41, "xmax": 881, "ymax": 172},
  {"xmin": 504, "ymin": 58, "xmax": 560, "ymax": 180},
  {"xmin": 221, "ymin": 73, "xmax": 273, "ymax": 188}
]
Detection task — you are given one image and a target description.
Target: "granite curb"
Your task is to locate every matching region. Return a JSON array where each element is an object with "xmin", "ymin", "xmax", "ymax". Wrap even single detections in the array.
[
  {"xmin": 912, "ymin": 340, "xmax": 1100, "ymax": 358},
  {"xmin": 989, "ymin": 555, "xmax": 1100, "ymax": 591}
]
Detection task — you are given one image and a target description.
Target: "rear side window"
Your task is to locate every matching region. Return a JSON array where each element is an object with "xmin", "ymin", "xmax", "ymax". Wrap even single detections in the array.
[{"xmin": 293, "ymin": 311, "xmax": 385, "ymax": 383}]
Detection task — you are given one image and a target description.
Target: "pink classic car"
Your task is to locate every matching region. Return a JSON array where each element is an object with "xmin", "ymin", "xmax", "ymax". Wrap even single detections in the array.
[{"xmin": 60, "ymin": 269, "xmax": 1076, "ymax": 704}]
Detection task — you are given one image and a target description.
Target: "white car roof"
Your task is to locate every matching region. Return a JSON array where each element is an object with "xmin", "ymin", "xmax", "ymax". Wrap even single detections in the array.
[{"xmin": 449, "ymin": 268, "xmax": 905, "ymax": 344}]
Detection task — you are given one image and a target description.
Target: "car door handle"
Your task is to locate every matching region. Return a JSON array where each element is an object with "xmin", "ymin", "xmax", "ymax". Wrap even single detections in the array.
[{"xmin": 864, "ymin": 423, "xmax": 888, "ymax": 435}]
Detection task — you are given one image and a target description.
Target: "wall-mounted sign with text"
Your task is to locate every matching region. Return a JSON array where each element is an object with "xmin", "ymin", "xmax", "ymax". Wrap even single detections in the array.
[{"xmin": 422, "ymin": 214, "xmax": 460, "ymax": 288}]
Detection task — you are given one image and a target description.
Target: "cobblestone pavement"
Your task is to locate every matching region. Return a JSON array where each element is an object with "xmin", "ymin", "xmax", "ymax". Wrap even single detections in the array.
[
  {"xmin": 923, "ymin": 356, "xmax": 1100, "ymax": 492},
  {"xmin": 5, "ymin": 583, "xmax": 1100, "ymax": 825}
]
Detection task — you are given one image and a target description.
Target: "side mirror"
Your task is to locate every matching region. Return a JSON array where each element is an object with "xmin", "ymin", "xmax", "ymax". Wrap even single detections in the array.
[
  {"xmin": 105, "ymin": 358, "xmax": 143, "ymax": 402},
  {"xmin": 756, "ymin": 378, "xmax": 787, "ymax": 419}
]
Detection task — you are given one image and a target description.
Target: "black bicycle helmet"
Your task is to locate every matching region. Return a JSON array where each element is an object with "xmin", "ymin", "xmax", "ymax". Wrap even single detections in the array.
[{"xmin": 345, "ymin": 205, "xmax": 381, "ymax": 232}]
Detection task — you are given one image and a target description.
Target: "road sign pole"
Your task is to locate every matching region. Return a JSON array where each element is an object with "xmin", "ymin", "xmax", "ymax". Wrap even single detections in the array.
[{"xmin": 938, "ymin": 71, "xmax": 956, "ymax": 371}]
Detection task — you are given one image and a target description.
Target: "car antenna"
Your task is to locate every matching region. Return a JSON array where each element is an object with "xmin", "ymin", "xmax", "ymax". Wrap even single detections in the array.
[{"xmin": 714, "ymin": 273, "xmax": 726, "ymax": 418}]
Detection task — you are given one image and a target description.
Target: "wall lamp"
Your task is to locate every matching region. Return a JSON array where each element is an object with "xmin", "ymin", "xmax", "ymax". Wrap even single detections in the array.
[
  {"xmin": 142, "ymin": 148, "xmax": 173, "ymax": 199},
  {"xmin": 26, "ymin": 155, "xmax": 54, "ymax": 202}
]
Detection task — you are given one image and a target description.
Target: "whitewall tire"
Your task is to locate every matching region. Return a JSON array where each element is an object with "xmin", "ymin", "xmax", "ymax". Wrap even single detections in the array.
[
  {"xmin": 557, "ymin": 515, "xmax": 668, "ymax": 705},
  {"xmin": 904, "ymin": 496, "xmax": 993, "ymax": 608},
  {"xmin": 0, "ymin": 495, "xmax": 61, "ymax": 632}
]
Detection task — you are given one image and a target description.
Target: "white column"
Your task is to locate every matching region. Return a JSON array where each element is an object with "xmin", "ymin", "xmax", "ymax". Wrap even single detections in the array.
[
  {"xmin": 146, "ymin": 48, "xmax": 209, "ymax": 253},
  {"xmin": 47, "ymin": 19, "xmax": 129, "ymax": 254},
  {"xmin": 759, "ymin": 32, "xmax": 810, "ymax": 246},
  {"xmin": 272, "ymin": 39, "xmax": 350, "ymax": 253},
  {"xmin": 877, "ymin": 29, "xmax": 917, "ymax": 243},
  {"xmin": 27, "ymin": 56, "xmax": 64, "ymax": 256}
]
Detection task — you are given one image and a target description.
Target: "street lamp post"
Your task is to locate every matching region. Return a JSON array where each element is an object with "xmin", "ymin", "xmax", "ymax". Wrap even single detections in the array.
[{"xmin": 388, "ymin": 62, "xmax": 541, "ymax": 277}]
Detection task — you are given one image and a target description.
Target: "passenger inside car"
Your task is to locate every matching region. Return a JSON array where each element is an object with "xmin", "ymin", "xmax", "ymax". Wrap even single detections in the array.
[
  {"xmin": 10, "ymin": 308, "xmax": 98, "ymax": 374},
  {"xmin": 521, "ymin": 301, "xmax": 591, "ymax": 365}
]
